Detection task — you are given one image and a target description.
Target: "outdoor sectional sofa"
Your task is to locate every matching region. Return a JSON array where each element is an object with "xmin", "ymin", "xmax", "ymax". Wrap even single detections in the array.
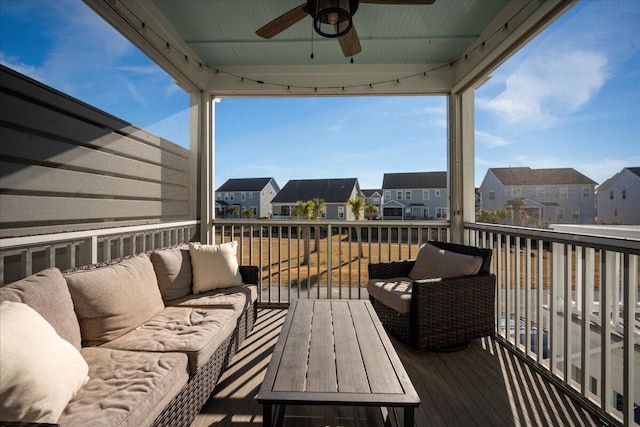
[{"xmin": 0, "ymin": 241, "xmax": 258, "ymax": 427}]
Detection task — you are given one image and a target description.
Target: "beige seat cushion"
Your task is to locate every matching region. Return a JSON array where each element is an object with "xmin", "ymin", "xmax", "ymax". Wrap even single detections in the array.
[
  {"xmin": 166, "ymin": 284, "xmax": 258, "ymax": 317},
  {"xmin": 150, "ymin": 246, "xmax": 193, "ymax": 301},
  {"xmin": 0, "ymin": 267, "xmax": 82, "ymax": 350},
  {"xmin": 101, "ymin": 307, "xmax": 237, "ymax": 375},
  {"xmin": 409, "ymin": 243, "xmax": 483, "ymax": 280},
  {"xmin": 58, "ymin": 347, "xmax": 188, "ymax": 427},
  {"xmin": 189, "ymin": 241, "xmax": 243, "ymax": 293},
  {"xmin": 64, "ymin": 254, "xmax": 165, "ymax": 346},
  {"xmin": 0, "ymin": 302, "xmax": 88, "ymax": 424},
  {"xmin": 366, "ymin": 278, "xmax": 413, "ymax": 314}
]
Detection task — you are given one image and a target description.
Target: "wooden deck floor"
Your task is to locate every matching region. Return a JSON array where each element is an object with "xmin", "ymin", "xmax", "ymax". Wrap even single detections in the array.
[{"xmin": 193, "ymin": 308, "xmax": 609, "ymax": 427}]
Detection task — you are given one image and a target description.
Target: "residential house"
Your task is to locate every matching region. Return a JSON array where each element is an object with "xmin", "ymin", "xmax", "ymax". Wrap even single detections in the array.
[
  {"xmin": 215, "ymin": 178, "xmax": 280, "ymax": 218},
  {"xmin": 479, "ymin": 167, "xmax": 597, "ymax": 226},
  {"xmin": 271, "ymin": 178, "xmax": 361, "ymax": 220},
  {"xmin": 381, "ymin": 172, "xmax": 448, "ymax": 220},
  {"xmin": 361, "ymin": 189, "xmax": 383, "ymax": 219},
  {"xmin": 596, "ymin": 167, "xmax": 640, "ymax": 224}
]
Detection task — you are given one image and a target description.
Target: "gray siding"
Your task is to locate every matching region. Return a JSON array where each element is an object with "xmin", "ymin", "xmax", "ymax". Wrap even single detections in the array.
[
  {"xmin": 596, "ymin": 169, "xmax": 640, "ymax": 224},
  {"xmin": 0, "ymin": 66, "xmax": 196, "ymax": 238}
]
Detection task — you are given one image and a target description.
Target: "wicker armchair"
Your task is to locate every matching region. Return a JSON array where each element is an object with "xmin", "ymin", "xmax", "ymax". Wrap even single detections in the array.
[{"xmin": 367, "ymin": 241, "xmax": 496, "ymax": 351}]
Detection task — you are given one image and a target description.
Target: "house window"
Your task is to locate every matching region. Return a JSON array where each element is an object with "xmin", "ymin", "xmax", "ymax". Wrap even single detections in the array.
[
  {"xmin": 241, "ymin": 193, "xmax": 246, "ymax": 201},
  {"xmin": 622, "ymin": 190, "xmax": 627, "ymax": 200},
  {"xmin": 396, "ymin": 191, "xmax": 403, "ymax": 200},
  {"xmin": 572, "ymin": 208, "xmax": 580, "ymax": 220},
  {"xmin": 224, "ymin": 192, "xmax": 229, "ymax": 201},
  {"xmin": 229, "ymin": 193, "xmax": 234, "ymax": 201},
  {"xmin": 537, "ymin": 187, "xmax": 545, "ymax": 198},
  {"xmin": 559, "ymin": 187, "xmax": 568, "ymax": 199},
  {"xmin": 557, "ymin": 209, "xmax": 564, "ymax": 221},
  {"xmin": 435, "ymin": 190, "xmax": 441, "ymax": 197},
  {"xmin": 610, "ymin": 190, "xmax": 614, "ymax": 200},
  {"xmin": 251, "ymin": 206, "xmax": 257, "ymax": 216},
  {"xmin": 372, "ymin": 196, "xmax": 380, "ymax": 205},
  {"xmin": 436, "ymin": 207, "xmax": 447, "ymax": 219},
  {"xmin": 512, "ymin": 188, "xmax": 522, "ymax": 198},
  {"xmin": 423, "ymin": 207, "xmax": 429, "ymax": 219},
  {"xmin": 249, "ymin": 192, "xmax": 253, "ymax": 198},
  {"xmin": 338, "ymin": 206, "xmax": 345, "ymax": 219},
  {"xmin": 489, "ymin": 191, "xmax": 495, "ymax": 200},
  {"xmin": 384, "ymin": 190, "xmax": 390, "ymax": 200},
  {"xmin": 582, "ymin": 187, "xmax": 590, "ymax": 199},
  {"xmin": 423, "ymin": 190, "xmax": 429, "ymax": 200},
  {"xmin": 405, "ymin": 190, "xmax": 411, "ymax": 200},
  {"xmin": 216, "ymin": 193, "xmax": 221, "ymax": 200}
]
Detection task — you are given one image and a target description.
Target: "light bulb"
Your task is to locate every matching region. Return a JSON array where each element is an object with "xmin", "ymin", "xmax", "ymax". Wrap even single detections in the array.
[{"xmin": 328, "ymin": 12, "xmax": 339, "ymax": 25}]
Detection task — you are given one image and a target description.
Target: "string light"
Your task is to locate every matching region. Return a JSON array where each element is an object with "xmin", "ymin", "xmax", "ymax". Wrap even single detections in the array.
[{"xmin": 110, "ymin": 0, "xmax": 526, "ymax": 92}]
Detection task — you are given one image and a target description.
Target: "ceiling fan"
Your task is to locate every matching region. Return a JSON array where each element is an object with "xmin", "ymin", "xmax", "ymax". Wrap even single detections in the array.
[{"xmin": 256, "ymin": 0, "xmax": 436, "ymax": 57}]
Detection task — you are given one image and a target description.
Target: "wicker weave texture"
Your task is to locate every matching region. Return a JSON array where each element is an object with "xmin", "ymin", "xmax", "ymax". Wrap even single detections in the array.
[{"xmin": 368, "ymin": 241, "xmax": 496, "ymax": 351}]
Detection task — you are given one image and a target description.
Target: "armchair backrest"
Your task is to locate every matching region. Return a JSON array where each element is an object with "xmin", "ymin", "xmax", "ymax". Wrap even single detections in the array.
[{"xmin": 429, "ymin": 241, "xmax": 493, "ymax": 275}]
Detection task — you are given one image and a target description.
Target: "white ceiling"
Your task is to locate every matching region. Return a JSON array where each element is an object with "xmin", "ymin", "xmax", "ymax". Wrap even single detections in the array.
[{"xmin": 84, "ymin": 0, "xmax": 575, "ymax": 96}]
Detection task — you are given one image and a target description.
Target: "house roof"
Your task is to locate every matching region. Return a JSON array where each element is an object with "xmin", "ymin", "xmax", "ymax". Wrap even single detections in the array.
[
  {"xmin": 596, "ymin": 167, "xmax": 640, "ymax": 191},
  {"xmin": 382, "ymin": 172, "xmax": 447, "ymax": 189},
  {"xmin": 489, "ymin": 167, "xmax": 597, "ymax": 186},
  {"xmin": 216, "ymin": 177, "xmax": 277, "ymax": 192},
  {"xmin": 271, "ymin": 178, "xmax": 359, "ymax": 204},
  {"xmin": 361, "ymin": 189, "xmax": 382, "ymax": 197}
]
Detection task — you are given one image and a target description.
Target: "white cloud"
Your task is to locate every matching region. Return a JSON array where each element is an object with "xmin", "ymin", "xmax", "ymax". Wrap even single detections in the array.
[
  {"xmin": 477, "ymin": 49, "xmax": 608, "ymax": 128},
  {"xmin": 475, "ymin": 130, "xmax": 511, "ymax": 148}
]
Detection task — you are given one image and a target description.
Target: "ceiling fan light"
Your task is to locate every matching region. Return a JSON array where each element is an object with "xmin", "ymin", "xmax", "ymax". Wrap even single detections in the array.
[{"xmin": 312, "ymin": 0, "xmax": 354, "ymax": 38}]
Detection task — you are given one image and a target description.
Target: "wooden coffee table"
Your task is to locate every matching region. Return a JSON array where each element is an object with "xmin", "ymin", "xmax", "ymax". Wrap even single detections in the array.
[{"xmin": 257, "ymin": 299, "xmax": 420, "ymax": 426}]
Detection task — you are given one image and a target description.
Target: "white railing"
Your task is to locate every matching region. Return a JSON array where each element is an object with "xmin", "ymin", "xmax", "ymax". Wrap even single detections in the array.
[
  {"xmin": 0, "ymin": 221, "xmax": 199, "ymax": 285},
  {"xmin": 213, "ymin": 219, "xmax": 450, "ymax": 304},
  {"xmin": 466, "ymin": 222, "xmax": 639, "ymax": 427}
]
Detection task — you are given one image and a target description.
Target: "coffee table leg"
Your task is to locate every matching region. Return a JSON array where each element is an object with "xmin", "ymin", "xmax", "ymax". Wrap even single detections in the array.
[
  {"xmin": 404, "ymin": 407, "xmax": 414, "ymax": 427},
  {"xmin": 263, "ymin": 403, "xmax": 272, "ymax": 427}
]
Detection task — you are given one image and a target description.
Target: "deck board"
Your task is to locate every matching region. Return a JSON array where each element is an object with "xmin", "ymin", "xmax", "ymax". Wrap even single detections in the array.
[{"xmin": 193, "ymin": 308, "xmax": 608, "ymax": 427}]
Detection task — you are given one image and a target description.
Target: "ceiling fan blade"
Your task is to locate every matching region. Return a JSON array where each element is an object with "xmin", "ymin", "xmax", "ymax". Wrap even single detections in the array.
[
  {"xmin": 256, "ymin": 4, "xmax": 308, "ymax": 39},
  {"xmin": 360, "ymin": 0, "xmax": 436, "ymax": 4},
  {"xmin": 338, "ymin": 24, "xmax": 362, "ymax": 57}
]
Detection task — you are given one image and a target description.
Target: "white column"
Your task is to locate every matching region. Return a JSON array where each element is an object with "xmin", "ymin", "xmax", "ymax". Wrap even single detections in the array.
[
  {"xmin": 194, "ymin": 92, "xmax": 215, "ymax": 245},
  {"xmin": 448, "ymin": 90, "xmax": 476, "ymax": 245}
]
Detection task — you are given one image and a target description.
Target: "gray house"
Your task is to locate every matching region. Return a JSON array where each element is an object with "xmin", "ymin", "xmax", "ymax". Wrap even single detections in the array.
[
  {"xmin": 215, "ymin": 177, "xmax": 280, "ymax": 218},
  {"xmin": 381, "ymin": 172, "xmax": 448, "ymax": 220},
  {"xmin": 271, "ymin": 178, "xmax": 361, "ymax": 220},
  {"xmin": 479, "ymin": 167, "xmax": 597, "ymax": 226},
  {"xmin": 596, "ymin": 167, "xmax": 640, "ymax": 225},
  {"xmin": 361, "ymin": 189, "xmax": 383, "ymax": 219}
]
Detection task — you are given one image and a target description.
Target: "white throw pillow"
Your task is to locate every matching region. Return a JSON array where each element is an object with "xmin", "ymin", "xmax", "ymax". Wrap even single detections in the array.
[
  {"xmin": 0, "ymin": 301, "xmax": 89, "ymax": 423},
  {"xmin": 408, "ymin": 243, "xmax": 483, "ymax": 280},
  {"xmin": 189, "ymin": 241, "xmax": 243, "ymax": 294}
]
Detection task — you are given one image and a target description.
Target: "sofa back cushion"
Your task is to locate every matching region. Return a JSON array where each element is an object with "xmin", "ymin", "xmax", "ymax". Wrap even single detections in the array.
[
  {"xmin": 150, "ymin": 246, "xmax": 192, "ymax": 301},
  {"xmin": 0, "ymin": 267, "xmax": 82, "ymax": 350},
  {"xmin": 64, "ymin": 254, "xmax": 164, "ymax": 346},
  {"xmin": 408, "ymin": 242, "xmax": 483, "ymax": 280}
]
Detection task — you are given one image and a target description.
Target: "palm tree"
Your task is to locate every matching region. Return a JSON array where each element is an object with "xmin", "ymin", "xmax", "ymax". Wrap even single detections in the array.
[
  {"xmin": 226, "ymin": 205, "xmax": 238, "ymax": 218},
  {"xmin": 308, "ymin": 198, "xmax": 325, "ymax": 254},
  {"xmin": 292, "ymin": 200, "xmax": 312, "ymax": 265},
  {"xmin": 242, "ymin": 208, "xmax": 254, "ymax": 218},
  {"xmin": 365, "ymin": 204, "xmax": 379, "ymax": 220},
  {"xmin": 506, "ymin": 199, "xmax": 524, "ymax": 226},
  {"xmin": 347, "ymin": 197, "xmax": 365, "ymax": 258}
]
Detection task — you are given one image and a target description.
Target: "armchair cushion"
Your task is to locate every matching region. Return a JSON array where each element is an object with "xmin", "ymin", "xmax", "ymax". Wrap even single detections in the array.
[
  {"xmin": 366, "ymin": 278, "xmax": 414, "ymax": 314},
  {"xmin": 408, "ymin": 242, "xmax": 483, "ymax": 280}
]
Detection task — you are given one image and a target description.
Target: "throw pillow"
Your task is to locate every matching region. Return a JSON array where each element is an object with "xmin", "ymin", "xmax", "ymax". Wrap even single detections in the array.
[
  {"xmin": 64, "ymin": 254, "xmax": 165, "ymax": 346},
  {"xmin": 408, "ymin": 243, "xmax": 483, "ymax": 280},
  {"xmin": 189, "ymin": 241, "xmax": 242, "ymax": 294},
  {"xmin": 150, "ymin": 246, "xmax": 193, "ymax": 301},
  {"xmin": 0, "ymin": 301, "xmax": 88, "ymax": 423}
]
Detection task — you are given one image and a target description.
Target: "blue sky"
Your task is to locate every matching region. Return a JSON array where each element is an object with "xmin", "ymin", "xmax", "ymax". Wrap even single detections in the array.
[{"xmin": 1, "ymin": 0, "xmax": 638, "ymax": 190}]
